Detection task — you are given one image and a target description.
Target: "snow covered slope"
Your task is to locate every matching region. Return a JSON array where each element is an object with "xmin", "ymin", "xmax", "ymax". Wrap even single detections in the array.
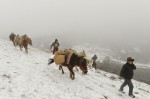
[
  {"xmin": 0, "ymin": 39, "xmax": 150, "ymax": 99},
  {"xmin": 73, "ymin": 45, "xmax": 119, "ymax": 62},
  {"xmin": 73, "ymin": 45, "xmax": 150, "ymax": 68}
]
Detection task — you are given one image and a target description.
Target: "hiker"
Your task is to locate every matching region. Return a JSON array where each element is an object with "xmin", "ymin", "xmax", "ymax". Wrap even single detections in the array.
[
  {"xmin": 119, "ymin": 57, "xmax": 136, "ymax": 98},
  {"xmin": 92, "ymin": 54, "xmax": 97, "ymax": 70},
  {"xmin": 50, "ymin": 39, "xmax": 60, "ymax": 54}
]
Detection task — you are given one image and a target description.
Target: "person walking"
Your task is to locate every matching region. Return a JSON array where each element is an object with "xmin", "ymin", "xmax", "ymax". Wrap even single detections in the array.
[
  {"xmin": 50, "ymin": 39, "xmax": 60, "ymax": 54},
  {"xmin": 92, "ymin": 54, "xmax": 98, "ymax": 70},
  {"xmin": 119, "ymin": 57, "xmax": 136, "ymax": 98}
]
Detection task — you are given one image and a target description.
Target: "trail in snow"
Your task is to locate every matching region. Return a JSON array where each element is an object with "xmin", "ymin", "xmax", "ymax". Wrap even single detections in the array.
[{"xmin": 0, "ymin": 39, "xmax": 150, "ymax": 99}]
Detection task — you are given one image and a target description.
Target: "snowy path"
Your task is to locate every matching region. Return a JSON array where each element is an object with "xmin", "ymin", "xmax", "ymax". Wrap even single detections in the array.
[{"xmin": 0, "ymin": 39, "xmax": 150, "ymax": 99}]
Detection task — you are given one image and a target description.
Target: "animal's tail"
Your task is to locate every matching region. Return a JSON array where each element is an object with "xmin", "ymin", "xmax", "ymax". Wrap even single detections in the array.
[{"xmin": 48, "ymin": 59, "xmax": 54, "ymax": 65}]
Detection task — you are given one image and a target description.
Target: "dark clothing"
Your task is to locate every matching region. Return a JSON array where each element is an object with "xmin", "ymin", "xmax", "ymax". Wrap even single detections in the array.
[
  {"xmin": 92, "ymin": 55, "xmax": 97, "ymax": 61},
  {"xmin": 120, "ymin": 79, "xmax": 134, "ymax": 95},
  {"xmin": 50, "ymin": 41, "xmax": 60, "ymax": 54},
  {"xmin": 120, "ymin": 62, "xmax": 136, "ymax": 95},
  {"xmin": 120, "ymin": 63, "xmax": 136, "ymax": 80},
  {"xmin": 53, "ymin": 47, "xmax": 58, "ymax": 54},
  {"xmin": 51, "ymin": 41, "xmax": 59, "ymax": 49},
  {"xmin": 92, "ymin": 61, "xmax": 97, "ymax": 70},
  {"xmin": 92, "ymin": 55, "xmax": 98, "ymax": 70}
]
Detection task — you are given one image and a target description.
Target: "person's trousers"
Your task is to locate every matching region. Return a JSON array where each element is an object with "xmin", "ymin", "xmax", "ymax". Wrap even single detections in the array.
[
  {"xmin": 120, "ymin": 79, "xmax": 134, "ymax": 95},
  {"xmin": 53, "ymin": 48, "xmax": 58, "ymax": 54},
  {"xmin": 92, "ymin": 61, "xmax": 97, "ymax": 70}
]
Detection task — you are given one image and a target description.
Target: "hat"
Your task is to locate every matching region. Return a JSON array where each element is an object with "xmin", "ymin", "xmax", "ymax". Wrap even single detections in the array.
[{"xmin": 127, "ymin": 57, "xmax": 134, "ymax": 61}]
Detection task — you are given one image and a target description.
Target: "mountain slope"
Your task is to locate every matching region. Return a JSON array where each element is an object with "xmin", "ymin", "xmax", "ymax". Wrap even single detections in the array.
[
  {"xmin": 0, "ymin": 39, "xmax": 150, "ymax": 99},
  {"xmin": 73, "ymin": 45, "xmax": 150, "ymax": 68}
]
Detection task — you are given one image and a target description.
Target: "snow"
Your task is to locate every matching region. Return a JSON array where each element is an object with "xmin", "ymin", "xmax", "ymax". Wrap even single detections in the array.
[
  {"xmin": 73, "ymin": 45, "xmax": 118, "ymax": 63},
  {"xmin": 73, "ymin": 45, "xmax": 150, "ymax": 68},
  {"xmin": 0, "ymin": 39, "xmax": 150, "ymax": 99}
]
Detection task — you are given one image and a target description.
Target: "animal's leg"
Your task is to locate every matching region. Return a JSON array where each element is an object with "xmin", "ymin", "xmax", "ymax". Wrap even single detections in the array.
[
  {"xmin": 61, "ymin": 67, "xmax": 64, "ymax": 74},
  {"xmin": 13, "ymin": 41, "xmax": 15, "ymax": 46},
  {"xmin": 14, "ymin": 42, "xmax": 17, "ymax": 47},
  {"xmin": 59, "ymin": 65, "xmax": 64, "ymax": 74},
  {"xmin": 26, "ymin": 48, "xmax": 28, "ymax": 53},
  {"xmin": 67, "ymin": 67, "xmax": 73, "ymax": 79},
  {"xmin": 76, "ymin": 66, "xmax": 79, "ymax": 71},
  {"xmin": 71, "ymin": 67, "xmax": 75, "ymax": 80},
  {"xmin": 24, "ymin": 45, "xmax": 28, "ymax": 53},
  {"xmin": 26, "ymin": 45, "xmax": 28, "ymax": 53},
  {"xmin": 59, "ymin": 65, "xmax": 62, "ymax": 70},
  {"xmin": 19, "ymin": 45, "xmax": 22, "ymax": 51},
  {"xmin": 68, "ymin": 67, "xmax": 75, "ymax": 80},
  {"xmin": 16, "ymin": 43, "xmax": 19, "ymax": 46}
]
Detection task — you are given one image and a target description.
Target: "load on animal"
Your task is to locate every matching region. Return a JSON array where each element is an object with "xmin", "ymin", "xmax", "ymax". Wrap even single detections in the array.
[
  {"xmin": 9, "ymin": 33, "xmax": 32, "ymax": 53},
  {"xmin": 48, "ymin": 49, "xmax": 93, "ymax": 80}
]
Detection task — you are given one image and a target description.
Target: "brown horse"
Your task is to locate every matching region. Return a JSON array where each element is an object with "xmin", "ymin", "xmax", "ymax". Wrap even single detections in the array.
[
  {"xmin": 49, "ymin": 53, "xmax": 88, "ymax": 80},
  {"xmin": 14, "ymin": 35, "xmax": 32, "ymax": 53},
  {"xmin": 9, "ymin": 33, "xmax": 16, "ymax": 46},
  {"xmin": 22, "ymin": 35, "xmax": 32, "ymax": 53}
]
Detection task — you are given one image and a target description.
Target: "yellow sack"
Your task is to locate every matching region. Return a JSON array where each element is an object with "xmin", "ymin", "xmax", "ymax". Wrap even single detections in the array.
[
  {"xmin": 54, "ymin": 55, "xmax": 65, "ymax": 65},
  {"xmin": 54, "ymin": 50, "xmax": 67, "ymax": 65},
  {"xmin": 55, "ymin": 50, "xmax": 66, "ymax": 55}
]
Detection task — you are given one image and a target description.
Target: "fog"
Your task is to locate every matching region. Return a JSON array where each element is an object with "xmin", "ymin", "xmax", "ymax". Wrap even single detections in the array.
[{"xmin": 0, "ymin": 0, "xmax": 150, "ymax": 63}]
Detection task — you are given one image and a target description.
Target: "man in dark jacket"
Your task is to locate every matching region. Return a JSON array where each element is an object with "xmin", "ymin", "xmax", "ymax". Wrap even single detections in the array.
[
  {"xmin": 92, "ymin": 54, "xmax": 98, "ymax": 70},
  {"xmin": 119, "ymin": 57, "xmax": 136, "ymax": 98},
  {"xmin": 50, "ymin": 39, "xmax": 60, "ymax": 54}
]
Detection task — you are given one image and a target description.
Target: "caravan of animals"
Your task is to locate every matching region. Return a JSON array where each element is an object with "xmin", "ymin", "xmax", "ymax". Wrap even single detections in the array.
[
  {"xmin": 8, "ymin": 32, "xmax": 140, "ymax": 98},
  {"xmin": 9, "ymin": 32, "xmax": 32, "ymax": 53},
  {"xmin": 9, "ymin": 32, "xmax": 93, "ymax": 80}
]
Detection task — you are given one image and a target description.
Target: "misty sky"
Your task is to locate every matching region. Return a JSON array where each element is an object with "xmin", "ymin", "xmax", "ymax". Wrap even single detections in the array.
[{"xmin": 0, "ymin": 0, "xmax": 150, "ymax": 45}]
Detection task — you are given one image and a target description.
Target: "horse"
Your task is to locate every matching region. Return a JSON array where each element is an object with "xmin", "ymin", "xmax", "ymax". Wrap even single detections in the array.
[
  {"xmin": 14, "ymin": 35, "xmax": 32, "ymax": 53},
  {"xmin": 22, "ymin": 35, "xmax": 32, "ymax": 53},
  {"xmin": 9, "ymin": 32, "xmax": 16, "ymax": 46},
  {"xmin": 75, "ymin": 50, "xmax": 93, "ymax": 70},
  {"xmin": 48, "ymin": 53, "xmax": 88, "ymax": 80},
  {"xmin": 49, "ymin": 49, "xmax": 92, "ymax": 74},
  {"xmin": 68, "ymin": 57, "xmax": 93, "ymax": 73}
]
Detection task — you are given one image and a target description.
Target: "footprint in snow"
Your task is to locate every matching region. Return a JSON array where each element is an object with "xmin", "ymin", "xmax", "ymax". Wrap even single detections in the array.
[
  {"xmin": 117, "ymin": 93, "xmax": 123, "ymax": 97},
  {"xmin": 2, "ymin": 74, "xmax": 11, "ymax": 79},
  {"xmin": 0, "ymin": 87, "xmax": 5, "ymax": 91},
  {"xmin": 21, "ymin": 94, "xmax": 26, "ymax": 98},
  {"xmin": 34, "ymin": 62, "xmax": 39, "ymax": 64},
  {"xmin": 34, "ymin": 89, "xmax": 39, "ymax": 93},
  {"xmin": 111, "ymin": 85, "xmax": 116, "ymax": 88},
  {"xmin": 85, "ymin": 87, "xmax": 93, "ymax": 91},
  {"xmin": 109, "ymin": 76, "xmax": 117, "ymax": 81},
  {"xmin": 134, "ymin": 92, "xmax": 139, "ymax": 94}
]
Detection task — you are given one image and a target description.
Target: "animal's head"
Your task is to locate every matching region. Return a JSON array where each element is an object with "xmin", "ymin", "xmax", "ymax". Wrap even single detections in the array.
[
  {"xmin": 9, "ymin": 33, "xmax": 16, "ymax": 41},
  {"xmin": 86, "ymin": 58, "xmax": 93, "ymax": 68},
  {"xmin": 78, "ymin": 57, "xmax": 88, "ymax": 74},
  {"xmin": 28, "ymin": 38, "xmax": 32, "ymax": 45}
]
